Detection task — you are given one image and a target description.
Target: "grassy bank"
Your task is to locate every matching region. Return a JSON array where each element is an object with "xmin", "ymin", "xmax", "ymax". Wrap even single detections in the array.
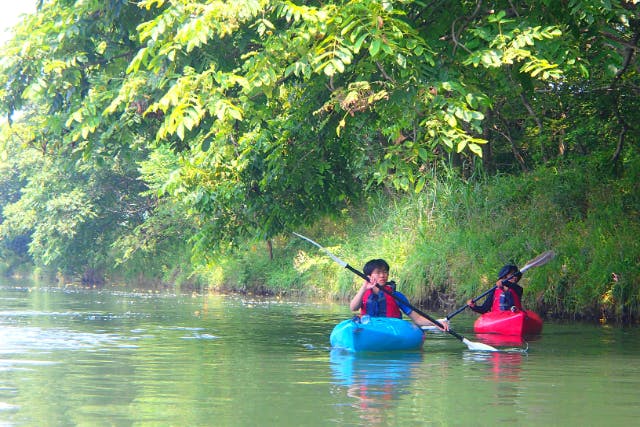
[{"xmin": 207, "ymin": 160, "xmax": 640, "ymax": 324}]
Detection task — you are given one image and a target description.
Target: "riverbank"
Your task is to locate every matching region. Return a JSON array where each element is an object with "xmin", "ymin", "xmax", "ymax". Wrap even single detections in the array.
[
  {"xmin": 204, "ymin": 162, "xmax": 639, "ymax": 324},
  {"xmin": 4, "ymin": 162, "xmax": 638, "ymax": 323}
]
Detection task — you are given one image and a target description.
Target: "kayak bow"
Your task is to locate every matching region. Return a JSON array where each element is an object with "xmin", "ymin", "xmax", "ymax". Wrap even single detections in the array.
[{"xmin": 474, "ymin": 309, "xmax": 543, "ymax": 336}]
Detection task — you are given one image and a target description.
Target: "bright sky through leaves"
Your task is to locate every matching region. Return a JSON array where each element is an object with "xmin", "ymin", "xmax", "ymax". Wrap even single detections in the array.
[{"xmin": 0, "ymin": 2, "xmax": 35, "ymax": 46}]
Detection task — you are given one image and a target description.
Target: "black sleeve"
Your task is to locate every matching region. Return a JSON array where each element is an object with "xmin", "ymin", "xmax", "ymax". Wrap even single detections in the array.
[{"xmin": 470, "ymin": 294, "xmax": 492, "ymax": 314}]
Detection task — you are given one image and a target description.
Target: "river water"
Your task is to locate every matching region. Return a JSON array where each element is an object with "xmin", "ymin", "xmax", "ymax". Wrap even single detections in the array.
[{"xmin": 1, "ymin": 281, "xmax": 639, "ymax": 426}]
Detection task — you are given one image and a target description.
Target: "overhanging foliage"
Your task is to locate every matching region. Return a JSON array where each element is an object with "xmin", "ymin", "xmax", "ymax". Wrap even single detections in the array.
[{"xmin": 0, "ymin": 0, "xmax": 638, "ymax": 281}]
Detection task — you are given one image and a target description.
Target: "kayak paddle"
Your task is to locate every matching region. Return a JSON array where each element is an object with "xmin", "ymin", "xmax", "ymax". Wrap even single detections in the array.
[
  {"xmin": 293, "ymin": 232, "xmax": 498, "ymax": 352},
  {"xmin": 445, "ymin": 250, "xmax": 556, "ymax": 321}
]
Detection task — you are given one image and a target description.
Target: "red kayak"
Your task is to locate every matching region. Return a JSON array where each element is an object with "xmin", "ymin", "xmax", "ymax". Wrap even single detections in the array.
[{"xmin": 474, "ymin": 309, "xmax": 543, "ymax": 336}]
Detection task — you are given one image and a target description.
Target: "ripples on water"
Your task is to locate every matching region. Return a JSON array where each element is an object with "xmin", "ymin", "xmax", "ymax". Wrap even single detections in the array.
[{"xmin": 1, "ymin": 284, "xmax": 640, "ymax": 426}]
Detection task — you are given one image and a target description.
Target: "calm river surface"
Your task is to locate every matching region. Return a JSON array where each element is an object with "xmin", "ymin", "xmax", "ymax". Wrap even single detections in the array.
[{"xmin": 1, "ymin": 280, "xmax": 639, "ymax": 426}]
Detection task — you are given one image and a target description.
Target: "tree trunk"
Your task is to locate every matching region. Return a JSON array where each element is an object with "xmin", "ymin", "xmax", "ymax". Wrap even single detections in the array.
[{"xmin": 267, "ymin": 239, "xmax": 273, "ymax": 260}]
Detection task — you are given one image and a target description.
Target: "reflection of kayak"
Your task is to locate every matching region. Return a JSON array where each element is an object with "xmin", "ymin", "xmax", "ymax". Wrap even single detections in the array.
[
  {"xmin": 474, "ymin": 310, "xmax": 543, "ymax": 336},
  {"xmin": 329, "ymin": 348, "xmax": 423, "ymax": 387},
  {"xmin": 330, "ymin": 317, "xmax": 424, "ymax": 352},
  {"xmin": 475, "ymin": 333, "xmax": 525, "ymax": 347}
]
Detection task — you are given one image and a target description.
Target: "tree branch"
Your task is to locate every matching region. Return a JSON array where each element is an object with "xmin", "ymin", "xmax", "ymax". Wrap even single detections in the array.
[{"xmin": 451, "ymin": 0, "xmax": 483, "ymax": 55}]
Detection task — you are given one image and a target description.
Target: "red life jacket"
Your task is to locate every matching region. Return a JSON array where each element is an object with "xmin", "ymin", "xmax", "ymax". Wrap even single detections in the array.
[
  {"xmin": 491, "ymin": 287, "xmax": 523, "ymax": 312},
  {"xmin": 361, "ymin": 285, "xmax": 403, "ymax": 318}
]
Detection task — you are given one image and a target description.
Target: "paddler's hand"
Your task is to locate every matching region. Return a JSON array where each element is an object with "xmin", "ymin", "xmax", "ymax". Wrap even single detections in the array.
[
  {"xmin": 436, "ymin": 318, "xmax": 449, "ymax": 331},
  {"xmin": 467, "ymin": 299, "xmax": 475, "ymax": 308},
  {"xmin": 362, "ymin": 280, "xmax": 376, "ymax": 290}
]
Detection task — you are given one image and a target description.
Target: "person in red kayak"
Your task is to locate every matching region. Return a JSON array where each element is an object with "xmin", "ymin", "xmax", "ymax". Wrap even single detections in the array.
[
  {"xmin": 467, "ymin": 264, "xmax": 524, "ymax": 313},
  {"xmin": 349, "ymin": 259, "xmax": 448, "ymax": 330}
]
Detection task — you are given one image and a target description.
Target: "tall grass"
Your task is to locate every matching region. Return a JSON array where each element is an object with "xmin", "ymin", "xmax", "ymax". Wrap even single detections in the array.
[{"xmin": 211, "ymin": 160, "xmax": 640, "ymax": 323}]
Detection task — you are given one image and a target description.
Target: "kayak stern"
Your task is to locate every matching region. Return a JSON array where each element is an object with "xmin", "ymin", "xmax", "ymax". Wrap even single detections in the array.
[{"xmin": 330, "ymin": 317, "xmax": 425, "ymax": 352}]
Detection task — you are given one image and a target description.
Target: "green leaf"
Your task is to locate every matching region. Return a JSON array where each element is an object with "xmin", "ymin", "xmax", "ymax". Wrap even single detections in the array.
[
  {"xmin": 332, "ymin": 59, "xmax": 345, "ymax": 73},
  {"xmin": 456, "ymin": 140, "xmax": 467, "ymax": 153},
  {"xmin": 353, "ymin": 33, "xmax": 368, "ymax": 52},
  {"xmin": 468, "ymin": 143, "xmax": 483, "ymax": 157},
  {"xmin": 324, "ymin": 62, "xmax": 335, "ymax": 76},
  {"xmin": 396, "ymin": 53, "xmax": 406, "ymax": 67},
  {"xmin": 445, "ymin": 113, "xmax": 457, "ymax": 127},
  {"xmin": 465, "ymin": 93, "xmax": 477, "ymax": 109},
  {"xmin": 369, "ymin": 39, "xmax": 382, "ymax": 56}
]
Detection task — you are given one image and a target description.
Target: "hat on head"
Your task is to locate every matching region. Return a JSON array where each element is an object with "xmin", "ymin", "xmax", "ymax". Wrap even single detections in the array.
[{"xmin": 498, "ymin": 264, "xmax": 521, "ymax": 280}]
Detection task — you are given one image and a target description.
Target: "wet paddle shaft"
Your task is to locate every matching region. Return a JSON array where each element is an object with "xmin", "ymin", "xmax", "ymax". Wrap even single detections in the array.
[{"xmin": 293, "ymin": 232, "xmax": 497, "ymax": 352}]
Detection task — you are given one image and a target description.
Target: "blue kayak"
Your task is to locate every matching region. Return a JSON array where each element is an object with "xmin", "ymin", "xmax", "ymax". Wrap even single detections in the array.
[{"xmin": 330, "ymin": 317, "xmax": 425, "ymax": 352}]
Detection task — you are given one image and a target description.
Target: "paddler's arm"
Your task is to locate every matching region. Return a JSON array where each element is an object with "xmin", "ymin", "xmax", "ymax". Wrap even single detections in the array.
[
  {"xmin": 467, "ymin": 293, "xmax": 492, "ymax": 314},
  {"xmin": 407, "ymin": 311, "xmax": 449, "ymax": 331},
  {"xmin": 503, "ymin": 281, "xmax": 524, "ymax": 299},
  {"xmin": 394, "ymin": 291, "xmax": 449, "ymax": 331},
  {"xmin": 349, "ymin": 281, "xmax": 375, "ymax": 311}
]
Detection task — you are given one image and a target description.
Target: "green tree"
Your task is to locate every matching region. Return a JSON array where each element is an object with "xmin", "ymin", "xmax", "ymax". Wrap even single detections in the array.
[
  {"xmin": 0, "ymin": 0, "xmax": 637, "ymax": 280},
  {"xmin": 102, "ymin": 0, "xmax": 569, "ymax": 255},
  {"xmin": 0, "ymin": 1, "xmax": 167, "ymax": 281}
]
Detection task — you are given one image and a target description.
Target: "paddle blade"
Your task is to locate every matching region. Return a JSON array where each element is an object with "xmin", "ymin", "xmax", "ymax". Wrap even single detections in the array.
[
  {"xmin": 292, "ymin": 232, "xmax": 348, "ymax": 268},
  {"xmin": 462, "ymin": 338, "xmax": 498, "ymax": 352},
  {"xmin": 520, "ymin": 250, "xmax": 555, "ymax": 273}
]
